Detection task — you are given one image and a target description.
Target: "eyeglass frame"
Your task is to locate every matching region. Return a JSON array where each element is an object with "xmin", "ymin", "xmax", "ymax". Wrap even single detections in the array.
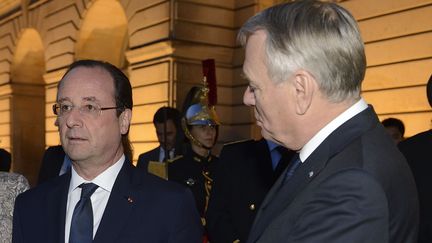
[{"xmin": 52, "ymin": 102, "xmax": 123, "ymax": 118}]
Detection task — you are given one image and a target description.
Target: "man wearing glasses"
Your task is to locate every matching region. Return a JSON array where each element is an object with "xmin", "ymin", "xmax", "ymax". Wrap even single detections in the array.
[{"xmin": 12, "ymin": 59, "xmax": 202, "ymax": 243}]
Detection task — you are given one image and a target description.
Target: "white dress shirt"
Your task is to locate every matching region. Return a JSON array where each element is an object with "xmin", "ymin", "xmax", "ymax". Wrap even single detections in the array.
[
  {"xmin": 64, "ymin": 155, "xmax": 125, "ymax": 243},
  {"xmin": 158, "ymin": 147, "xmax": 175, "ymax": 162},
  {"xmin": 299, "ymin": 98, "xmax": 368, "ymax": 163}
]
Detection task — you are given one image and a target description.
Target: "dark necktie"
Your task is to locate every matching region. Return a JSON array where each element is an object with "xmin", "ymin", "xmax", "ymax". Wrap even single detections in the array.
[
  {"xmin": 273, "ymin": 146, "xmax": 296, "ymax": 181},
  {"xmin": 283, "ymin": 153, "xmax": 301, "ymax": 183},
  {"xmin": 69, "ymin": 183, "xmax": 98, "ymax": 243}
]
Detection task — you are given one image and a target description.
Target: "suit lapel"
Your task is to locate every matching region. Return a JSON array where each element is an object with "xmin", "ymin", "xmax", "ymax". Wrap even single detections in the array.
[
  {"xmin": 248, "ymin": 144, "xmax": 329, "ymax": 243},
  {"xmin": 248, "ymin": 107, "xmax": 379, "ymax": 243},
  {"xmin": 46, "ymin": 173, "xmax": 70, "ymax": 243},
  {"xmin": 93, "ymin": 161, "xmax": 137, "ymax": 243}
]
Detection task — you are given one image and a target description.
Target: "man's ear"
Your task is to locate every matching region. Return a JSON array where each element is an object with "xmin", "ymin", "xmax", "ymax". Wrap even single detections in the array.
[
  {"xmin": 294, "ymin": 70, "xmax": 316, "ymax": 115},
  {"xmin": 119, "ymin": 109, "xmax": 132, "ymax": 135}
]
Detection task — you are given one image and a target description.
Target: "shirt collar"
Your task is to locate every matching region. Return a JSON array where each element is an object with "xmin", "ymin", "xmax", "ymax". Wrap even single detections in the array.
[
  {"xmin": 69, "ymin": 155, "xmax": 125, "ymax": 194},
  {"xmin": 299, "ymin": 98, "xmax": 368, "ymax": 162}
]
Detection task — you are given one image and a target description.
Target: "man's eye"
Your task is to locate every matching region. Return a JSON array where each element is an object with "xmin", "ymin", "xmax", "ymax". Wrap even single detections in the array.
[
  {"xmin": 249, "ymin": 85, "xmax": 256, "ymax": 92},
  {"xmin": 60, "ymin": 104, "xmax": 72, "ymax": 112},
  {"xmin": 84, "ymin": 104, "xmax": 97, "ymax": 112}
]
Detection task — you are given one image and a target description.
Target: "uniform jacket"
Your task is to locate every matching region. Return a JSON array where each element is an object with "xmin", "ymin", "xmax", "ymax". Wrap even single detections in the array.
[
  {"xmin": 136, "ymin": 147, "xmax": 160, "ymax": 170},
  {"xmin": 206, "ymin": 138, "xmax": 279, "ymax": 243},
  {"xmin": 168, "ymin": 147, "xmax": 218, "ymax": 217},
  {"xmin": 136, "ymin": 146, "xmax": 182, "ymax": 171},
  {"xmin": 13, "ymin": 159, "xmax": 203, "ymax": 243},
  {"xmin": 247, "ymin": 107, "xmax": 419, "ymax": 243}
]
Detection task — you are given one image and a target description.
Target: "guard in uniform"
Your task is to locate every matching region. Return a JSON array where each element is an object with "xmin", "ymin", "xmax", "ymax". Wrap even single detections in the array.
[
  {"xmin": 168, "ymin": 66, "xmax": 220, "ymax": 242},
  {"xmin": 206, "ymin": 138, "xmax": 295, "ymax": 243}
]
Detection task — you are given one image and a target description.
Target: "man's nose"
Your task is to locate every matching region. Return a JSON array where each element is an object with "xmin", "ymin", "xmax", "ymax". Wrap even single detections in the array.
[
  {"xmin": 65, "ymin": 108, "xmax": 83, "ymax": 128},
  {"xmin": 243, "ymin": 86, "xmax": 255, "ymax": 106}
]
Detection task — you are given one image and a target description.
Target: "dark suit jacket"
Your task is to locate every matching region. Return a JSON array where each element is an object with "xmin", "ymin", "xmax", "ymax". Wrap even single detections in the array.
[
  {"xmin": 13, "ymin": 159, "xmax": 203, "ymax": 243},
  {"xmin": 399, "ymin": 130, "xmax": 432, "ymax": 243},
  {"xmin": 136, "ymin": 147, "xmax": 160, "ymax": 170},
  {"xmin": 37, "ymin": 145, "xmax": 66, "ymax": 185},
  {"xmin": 206, "ymin": 139, "xmax": 275, "ymax": 243},
  {"xmin": 247, "ymin": 107, "xmax": 419, "ymax": 243}
]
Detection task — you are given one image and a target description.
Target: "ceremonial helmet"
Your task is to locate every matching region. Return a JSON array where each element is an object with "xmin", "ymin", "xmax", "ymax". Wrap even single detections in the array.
[{"xmin": 181, "ymin": 59, "xmax": 220, "ymax": 149}]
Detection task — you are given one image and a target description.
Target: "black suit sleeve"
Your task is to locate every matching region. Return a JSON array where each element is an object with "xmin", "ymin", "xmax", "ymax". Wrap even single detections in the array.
[{"xmin": 168, "ymin": 188, "xmax": 204, "ymax": 243}]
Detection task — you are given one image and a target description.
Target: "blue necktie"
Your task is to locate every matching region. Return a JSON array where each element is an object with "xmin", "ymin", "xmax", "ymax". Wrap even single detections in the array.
[
  {"xmin": 283, "ymin": 154, "xmax": 301, "ymax": 183},
  {"xmin": 69, "ymin": 183, "xmax": 98, "ymax": 243}
]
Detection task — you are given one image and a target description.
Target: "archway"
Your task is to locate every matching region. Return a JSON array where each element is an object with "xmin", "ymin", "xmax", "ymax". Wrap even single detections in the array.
[
  {"xmin": 75, "ymin": 0, "xmax": 128, "ymax": 67},
  {"xmin": 9, "ymin": 28, "xmax": 45, "ymax": 185}
]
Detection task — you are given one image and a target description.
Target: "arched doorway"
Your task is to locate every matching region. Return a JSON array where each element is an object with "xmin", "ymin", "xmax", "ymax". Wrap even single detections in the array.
[
  {"xmin": 10, "ymin": 28, "xmax": 45, "ymax": 185},
  {"xmin": 75, "ymin": 0, "xmax": 128, "ymax": 68}
]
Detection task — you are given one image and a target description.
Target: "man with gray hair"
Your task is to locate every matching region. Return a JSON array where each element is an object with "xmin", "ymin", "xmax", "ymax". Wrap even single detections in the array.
[{"xmin": 239, "ymin": 1, "xmax": 418, "ymax": 243}]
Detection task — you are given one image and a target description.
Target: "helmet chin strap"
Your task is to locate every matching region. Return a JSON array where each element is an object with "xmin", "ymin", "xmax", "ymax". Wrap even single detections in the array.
[{"xmin": 182, "ymin": 118, "xmax": 213, "ymax": 151}]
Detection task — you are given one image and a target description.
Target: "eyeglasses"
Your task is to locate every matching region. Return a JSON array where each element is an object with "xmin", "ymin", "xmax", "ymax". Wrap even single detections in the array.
[{"xmin": 52, "ymin": 103, "xmax": 121, "ymax": 118}]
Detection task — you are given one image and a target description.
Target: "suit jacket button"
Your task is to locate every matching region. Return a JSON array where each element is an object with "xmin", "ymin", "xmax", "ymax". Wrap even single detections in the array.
[{"xmin": 249, "ymin": 204, "xmax": 256, "ymax": 211}]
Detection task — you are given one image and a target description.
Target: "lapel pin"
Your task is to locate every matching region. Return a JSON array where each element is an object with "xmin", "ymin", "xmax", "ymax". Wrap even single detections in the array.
[{"xmin": 308, "ymin": 171, "xmax": 314, "ymax": 178}]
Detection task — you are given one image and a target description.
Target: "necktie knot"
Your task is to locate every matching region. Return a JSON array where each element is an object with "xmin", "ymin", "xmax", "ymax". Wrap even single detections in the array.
[{"xmin": 79, "ymin": 183, "xmax": 98, "ymax": 200}]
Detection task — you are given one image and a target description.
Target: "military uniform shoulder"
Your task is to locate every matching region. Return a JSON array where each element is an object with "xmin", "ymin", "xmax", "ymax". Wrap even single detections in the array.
[
  {"xmin": 167, "ymin": 155, "xmax": 184, "ymax": 163},
  {"xmin": 223, "ymin": 139, "xmax": 254, "ymax": 147}
]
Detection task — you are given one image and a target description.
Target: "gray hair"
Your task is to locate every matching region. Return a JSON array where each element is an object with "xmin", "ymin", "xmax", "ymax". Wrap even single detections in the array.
[{"xmin": 238, "ymin": 0, "xmax": 366, "ymax": 102}]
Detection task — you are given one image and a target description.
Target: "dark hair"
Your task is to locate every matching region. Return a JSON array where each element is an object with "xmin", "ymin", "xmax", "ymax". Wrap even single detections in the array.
[
  {"xmin": 427, "ymin": 74, "xmax": 432, "ymax": 107},
  {"xmin": 59, "ymin": 59, "xmax": 134, "ymax": 161},
  {"xmin": 382, "ymin": 118, "xmax": 405, "ymax": 137},
  {"xmin": 0, "ymin": 148, "xmax": 11, "ymax": 172},
  {"xmin": 153, "ymin": 107, "xmax": 181, "ymax": 128},
  {"xmin": 181, "ymin": 86, "xmax": 201, "ymax": 115}
]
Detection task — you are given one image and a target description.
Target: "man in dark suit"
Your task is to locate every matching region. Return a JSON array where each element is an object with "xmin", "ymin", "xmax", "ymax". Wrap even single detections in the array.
[
  {"xmin": 238, "ymin": 1, "xmax": 418, "ymax": 243},
  {"xmin": 37, "ymin": 145, "xmax": 70, "ymax": 185},
  {"xmin": 13, "ymin": 59, "xmax": 202, "ymax": 243},
  {"xmin": 399, "ymin": 74, "xmax": 432, "ymax": 243},
  {"xmin": 136, "ymin": 106, "xmax": 182, "ymax": 170},
  {"xmin": 206, "ymin": 138, "xmax": 294, "ymax": 243}
]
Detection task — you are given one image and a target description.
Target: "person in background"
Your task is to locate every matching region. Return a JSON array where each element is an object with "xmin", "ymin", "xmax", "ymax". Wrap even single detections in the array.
[
  {"xmin": 239, "ymin": 1, "xmax": 418, "ymax": 242},
  {"xmin": 0, "ymin": 171, "xmax": 29, "ymax": 243},
  {"xmin": 399, "ymin": 74, "xmax": 432, "ymax": 243},
  {"xmin": 136, "ymin": 106, "xmax": 182, "ymax": 170},
  {"xmin": 0, "ymin": 147, "xmax": 11, "ymax": 172},
  {"xmin": 37, "ymin": 145, "xmax": 71, "ymax": 185},
  {"xmin": 13, "ymin": 59, "xmax": 202, "ymax": 243},
  {"xmin": 206, "ymin": 138, "xmax": 295, "ymax": 243},
  {"xmin": 168, "ymin": 84, "xmax": 219, "ymax": 241},
  {"xmin": 382, "ymin": 117, "xmax": 405, "ymax": 144}
]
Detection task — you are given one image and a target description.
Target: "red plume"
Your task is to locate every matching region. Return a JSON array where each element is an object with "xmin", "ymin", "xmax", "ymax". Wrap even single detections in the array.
[{"xmin": 202, "ymin": 59, "xmax": 217, "ymax": 106}]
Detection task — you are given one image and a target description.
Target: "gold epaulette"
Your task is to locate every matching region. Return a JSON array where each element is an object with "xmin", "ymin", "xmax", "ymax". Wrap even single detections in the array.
[
  {"xmin": 223, "ymin": 139, "xmax": 253, "ymax": 146},
  {"xmin": 167, "ymin": 155, "xmax": 183, "ymax": 163},
  {"xmin": 147, "ymin": 161, "xmax": 168, "ymax": 180}
]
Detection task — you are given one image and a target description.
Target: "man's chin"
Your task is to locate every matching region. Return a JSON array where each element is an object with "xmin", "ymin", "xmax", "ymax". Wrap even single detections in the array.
[{"xmin": 261, "ymin": 131, "xmax": 281, "ymax": 144}]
